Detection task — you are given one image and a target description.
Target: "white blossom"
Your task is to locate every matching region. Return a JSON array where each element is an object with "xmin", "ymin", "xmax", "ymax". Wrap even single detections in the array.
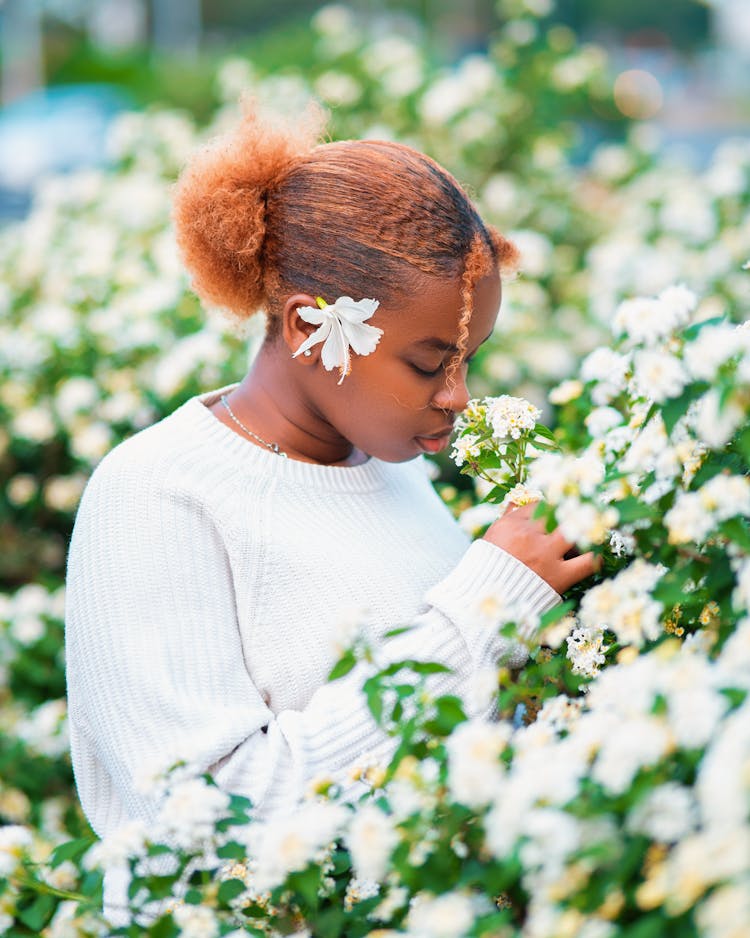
[
  {"xmin": 627, "ymin": 783, "xmax": 697, "ymax": 842},
  {"xmin": 157, "ymin": 778, "xmax": 231, "ymax": 849},
  {"xmin": 683, "ymin": 322, "xmax": 741, "ymax": 381},
  {"xmin": 0, "ymin": 825, "xmax": 32, "ymax": 875},
  {"xmin": 173, "ymin": 904, "xmax": 220, "ymax": 938},
  {"xmin": 631, "ymin": 348, "xmax": 688, "ymax": 403},
  {"xmin": 692, "ymin": 389, "xmax": 745, "ymax": 449},
  {"xmin": 346, "ymin": 803, "xmax": 399, "ymax": 883},
  {"xmin": 696, "ymin": 883, "xmax": 750, "ymax": 938},
  {"xmin": 485, "ymin": 395, "xmax": 541, "ymax": 441},
  {"xmin": 584, "ymin": 406, "xmax": 623, "ymax": 438},
  {"xmin": 580, "ymin": 348, "xmax": 629, "ymax": 404},
  {"xmin": 556, "ymin": 498, "xmax": 618, "ymax": 547},
  {"xmin": 407, "ymin": 891, "xmax": 476, "ymax": 938},
  {"xmin": 84, "ymin": 820, "xmax": 148, "ymax": 871},
  {"xmin": 249, "ymin": 801, "xmax": 346, "ymax": 892},
  {"xmin": 450, "ymin": 433, "xmax": 482, "ymax": 467},
  {"xmin": 591, "ymin": 716, "xmax": 671, "ymax": 794},
  {"xmin": 566, "ymin": 625, "xmax": 607, "ymax": 677},
  {"xmin": 664, "ymin": 492, "xmax": 715, "ymax": 545},
  {"xmin": 446, "ymin": 720, "xmax": 510, "ymax": 808}
]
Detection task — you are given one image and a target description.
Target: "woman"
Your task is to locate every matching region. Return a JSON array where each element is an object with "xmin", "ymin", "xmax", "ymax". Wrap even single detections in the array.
[{"xmin": 64, "ymin": 106, "xmax": 594, "ymax": 920}]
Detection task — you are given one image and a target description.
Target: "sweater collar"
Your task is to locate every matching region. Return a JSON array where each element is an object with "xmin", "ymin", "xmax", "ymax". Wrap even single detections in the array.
[{"xmin": 180, "ymin": 385, "xmax": 394, "ymax": 494}]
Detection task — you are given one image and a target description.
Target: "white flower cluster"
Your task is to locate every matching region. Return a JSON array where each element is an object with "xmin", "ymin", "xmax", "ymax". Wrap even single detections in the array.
[
  {"xmin": 475, "ymin": 626, "xmax": 743, "ymax": 928},
  {"xmin": 579, "ymin": 560, "xmax": 664, "ymax": 647},
  {"xmin": 485, "ymin": 395, "xmax": 541, "ymax": 441},
  {"xmin": 446, "ymin": 720, "xmax": 512, "ymax": 808},
  {"xmin": 0, "ymin": 582, "xmax": 64, "ymax": 650},
  {"xmin": 157, "ymin": 778, "xmax": 231, "ymax": 850},
  {"xmin": 665, "ymin": 474, "xmax": 750, "ymax": 545},
  {"xmin": 613, "ymin": 285, "xmax": 697, "ymax": 346},
  {"xmin": 526, "ymin": 448, "xmax": 616, "ymax": 546},
  {"xmin": 406, "ymin": 890, "xmax": 480, "ymax": 938},
  {"xmin": 244, "ymin": 801, "xmax": 347, "ymax": 892},
  {"xmin": 450, "ymin": 432, "xmax": 483, "ymax": 467},
  {"xmin": 0, "ymin": 825, "xmax": 32, "ymax": 877},
  {"xmin": 566, "ymin": 624, "xmax": 608, "ymax": 677},
  {"xmin": 346, "ymin": 803, "xmax": 399, "ymax": 883}
]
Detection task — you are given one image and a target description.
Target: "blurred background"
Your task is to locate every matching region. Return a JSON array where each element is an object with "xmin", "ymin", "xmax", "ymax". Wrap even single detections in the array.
[{"xmin": 0, "ymin": 0, "xmax": 748, "ymax": 219}]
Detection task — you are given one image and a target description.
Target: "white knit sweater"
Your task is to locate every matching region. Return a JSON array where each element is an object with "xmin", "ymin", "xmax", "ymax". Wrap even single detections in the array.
[{"xmin": 65, "ymin": 385, "xmax": 559, "ymax": 911}]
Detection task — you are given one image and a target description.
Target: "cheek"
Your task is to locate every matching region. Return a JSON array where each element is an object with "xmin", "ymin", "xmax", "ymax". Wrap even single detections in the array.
[{"xmin": 355, "ymin": 361, "xmax": 432, "ymax": 417}]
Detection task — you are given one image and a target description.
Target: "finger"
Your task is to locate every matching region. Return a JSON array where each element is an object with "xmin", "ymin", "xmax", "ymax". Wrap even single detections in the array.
[
  {"xmin": 506, "ymin": 501, "xmax": 534, "ymax": 516},
  {"xmin": 549, "ymin": 527, "xmax": 576, "ymax": 555},
  {"xmin": 563, "ymin": 551, "xmax": 598, "ymax": 585}
]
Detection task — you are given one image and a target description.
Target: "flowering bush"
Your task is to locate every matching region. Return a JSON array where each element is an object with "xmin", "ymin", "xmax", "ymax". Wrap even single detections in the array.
[{"xmin": 2, "ymin": 280, "xmax": 748, "ymax": 936}]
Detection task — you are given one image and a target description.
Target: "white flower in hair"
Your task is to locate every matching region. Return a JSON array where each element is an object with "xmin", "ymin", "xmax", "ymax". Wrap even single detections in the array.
[{"xmin": 292, "ymin": 295, "xmax": 383, "ymax": 384}]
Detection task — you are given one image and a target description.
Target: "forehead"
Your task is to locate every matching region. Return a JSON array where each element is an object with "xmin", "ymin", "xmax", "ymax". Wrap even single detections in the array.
[{"xmin": 381, "ymin": 269, "xmax": 502, "ymax": 348}]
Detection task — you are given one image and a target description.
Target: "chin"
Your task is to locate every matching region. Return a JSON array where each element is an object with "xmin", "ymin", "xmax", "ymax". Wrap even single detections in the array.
[{"xmin": 360, "ymin": 439, "xmax": 422, "ymax": 464}]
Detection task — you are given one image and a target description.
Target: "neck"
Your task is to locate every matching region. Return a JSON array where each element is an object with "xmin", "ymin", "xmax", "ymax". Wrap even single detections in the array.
[{"xmin": 221, "ymin": 342, "xmax": 365, "ymax": 466}]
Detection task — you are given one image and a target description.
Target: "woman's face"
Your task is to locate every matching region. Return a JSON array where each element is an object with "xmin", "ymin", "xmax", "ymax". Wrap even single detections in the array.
[{"xmin": 291, "ymin": 268, "xmax": 503, "ymax": 463}]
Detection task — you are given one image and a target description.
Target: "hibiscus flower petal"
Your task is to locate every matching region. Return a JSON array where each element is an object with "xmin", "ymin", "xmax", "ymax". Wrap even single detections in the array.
[
  {"xmin": 335, "ymin": 297, "xmax": 380, "ymax": 323},
  {"xmin": 320, "ymin": 316, "xmax": 348, "ymax": 374},
  {"xmin": 292, "ymin": 320, "xmax": 331, "ymax": 358},
  {"xmin": 345, "ymin": 321, "xmax": 384, "ymax": 356},
  {"xmin": 296, "ymin": 304, "xmax": 327, "ymax": 326}
]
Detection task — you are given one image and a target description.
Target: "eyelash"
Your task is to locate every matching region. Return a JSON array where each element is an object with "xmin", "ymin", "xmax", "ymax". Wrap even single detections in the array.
[
  {"xmin": 410, "ymin": 363, "xmax": 442, "ymax": 378},
  {"xmin": 410, "ymin": 355, "xmax": 476, "ymax": 379}
]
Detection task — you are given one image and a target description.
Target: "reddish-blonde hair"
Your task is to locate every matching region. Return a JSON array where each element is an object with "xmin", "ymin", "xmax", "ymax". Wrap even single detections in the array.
[{"xmin": 173, "ymin": 106, "xmax": 518, "ymax": 367}]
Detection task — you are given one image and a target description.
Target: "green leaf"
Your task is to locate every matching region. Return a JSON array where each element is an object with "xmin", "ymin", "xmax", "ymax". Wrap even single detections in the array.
[
  {"xmin": 394, "ymin": 682, "xmax": 416, "ymax": 699},
  {"xmin": 140, "ymin": 874, "xmax": 179, "ymax": 901},
  {"xmin": 719, "ymin": 517, "xmax": 750, "ymax": 551},
  {"xmin": 615, "ymin": 496, "xmax": 656, "ymax": 523},
  {"xmin": 539, "ymin": 600, "xmax": 575, "ymax": 628},
  {"xmin": 661, "ymin": 387, "xmax": 699, "ymax": 435},
  {"xmin": 735, "ymin": 425, "xmax": 750, "ymax": 464},
  {"xmin": 424, "ymin": 695, "xmax": 467, "ymax": 735},
  {"xmin": 218, "ymin": 877, "xmax": 247, "ymax": 903},
  {"xmin": 383, "ymin": 626, "xmax": 413, "ymax": 639},
  {"xmin": 682, "ymin": 316, "xmax": 725, "ymax": 341},
  {"xmin": 618, "ymin": 913, "xmax": 672, "ymax": 938},
  {"xmin": 533, "ymin": 423, "xmax": 557, "ymax": 442},
  {"xmin": 364, "ymin": 680, "xmax": 384, "ymax": 724},
  {"xmin": 216, "ymin": 841, "xmax": 247, "ymax": 861},
  {"xmin": 148, "ymin": 914, "xmax": 178, "ymax": 938},
  {"xmin": 486, "ymin": 484, "xmax": 511, "ymax": 502},
  {"xmin": 286, "ymin": 865, "xmax": 321, "ymax": 908},
  {"xmin": 49, "ymin": 837, "xmax": 93, "ymax": 867},
  {"xmin": 328, "ymin": 651, "xmax": 356, "ymax": 681},
  {"xmin": 17, "ymin": 894, "xmax": 56, "ymax": 931},
  {"xmin": 408, "ymin": 661, "xmax": 451, "ymax": 676}
]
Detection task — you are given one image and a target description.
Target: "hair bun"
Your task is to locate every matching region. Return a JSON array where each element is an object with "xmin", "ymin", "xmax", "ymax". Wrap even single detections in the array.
[{"xmin": 172, "ymin": 102, "xmax": 323, "ymax": 318}]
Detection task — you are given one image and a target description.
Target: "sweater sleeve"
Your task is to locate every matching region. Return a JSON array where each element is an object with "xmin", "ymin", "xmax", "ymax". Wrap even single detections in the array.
[{"xmin": 65, "ymin": 453, "xmax": 559, "ymax": 833}]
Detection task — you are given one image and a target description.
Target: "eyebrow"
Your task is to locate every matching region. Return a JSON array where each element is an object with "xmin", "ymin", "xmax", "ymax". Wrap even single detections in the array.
[{"xmin": 412, "ymin": 331, "xmax": 494, "ymax": 355}]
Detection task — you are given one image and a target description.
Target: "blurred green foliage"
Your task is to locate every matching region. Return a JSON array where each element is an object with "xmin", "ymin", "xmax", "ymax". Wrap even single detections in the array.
[{"xmin": 40, "ymin": 0, "xmax": 712, "ymax": 119}]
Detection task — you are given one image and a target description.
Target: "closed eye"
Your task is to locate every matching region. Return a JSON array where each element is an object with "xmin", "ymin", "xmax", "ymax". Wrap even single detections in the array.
[
  {"xmin": 408, "ymin": 343, "xmax": 483, "ymax": 378},
  {"xmin": 409, "ymin": 362, "xmax": 443, "ymax": 378}
]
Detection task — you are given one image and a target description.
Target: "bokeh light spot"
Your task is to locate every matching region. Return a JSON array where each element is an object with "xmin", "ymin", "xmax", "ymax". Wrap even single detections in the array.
[{"xmin": 613, "ymin": 69, "xmax": 663, "ymax": 120}]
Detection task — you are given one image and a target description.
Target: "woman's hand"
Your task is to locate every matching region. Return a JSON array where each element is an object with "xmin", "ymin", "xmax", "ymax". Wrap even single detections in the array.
[{"xmin": 483, "ymin": 502, "xmax": 598, "ymax": 595}]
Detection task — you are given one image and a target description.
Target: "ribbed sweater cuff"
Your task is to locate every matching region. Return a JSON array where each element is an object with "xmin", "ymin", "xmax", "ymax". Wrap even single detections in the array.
[{"xmin": 425, "ymin": 539, "xmax": 561, "ymax": 662}]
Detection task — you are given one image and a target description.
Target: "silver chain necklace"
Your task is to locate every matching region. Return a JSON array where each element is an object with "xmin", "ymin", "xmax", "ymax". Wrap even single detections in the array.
[{"xmin": 220, "ymin": 395, "xmax": 288, "ymax": 458}]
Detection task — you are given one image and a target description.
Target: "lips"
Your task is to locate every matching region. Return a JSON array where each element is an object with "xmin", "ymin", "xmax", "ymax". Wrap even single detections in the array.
[
  {"xmin": 415, "ymin": 427, "xmax": 455, "ymax": 454},
  {"xmin": 419, "ymin": 425, "xmax": 455, "ymax": 440}
]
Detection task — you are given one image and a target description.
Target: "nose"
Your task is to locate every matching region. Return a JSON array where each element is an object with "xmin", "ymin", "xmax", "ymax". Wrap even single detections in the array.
[{"xmin": 431, "ymin": 368, "xmax": 471, "ymax": 415}]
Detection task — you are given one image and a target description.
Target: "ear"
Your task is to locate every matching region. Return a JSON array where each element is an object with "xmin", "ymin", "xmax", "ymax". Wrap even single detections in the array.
[{"xmin": 281, "ymin": 293, "xmax": 323, "ymax": 362}]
